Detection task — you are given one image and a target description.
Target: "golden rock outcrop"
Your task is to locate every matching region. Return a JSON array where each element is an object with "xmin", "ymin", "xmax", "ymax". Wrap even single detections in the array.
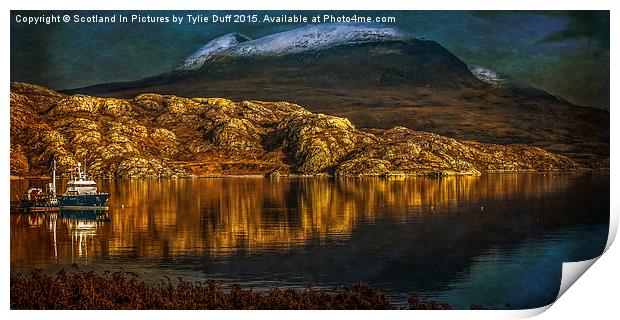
[{"xmin": 10, "ymin": 82, "xmax": 579, "ymax": 178}]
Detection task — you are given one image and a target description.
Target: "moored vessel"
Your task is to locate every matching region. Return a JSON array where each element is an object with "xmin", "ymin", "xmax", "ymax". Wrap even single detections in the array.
[
  {"xmin": 58, "ymin": 162, "xmax": 110, "ymax": 209},
  {"xmin": 15, "ymin": 187, "xmax": 59, "ymax": 212},
  {"xmin": 14, "ymin": 160, "xmax": 59, "ymax": 212}
]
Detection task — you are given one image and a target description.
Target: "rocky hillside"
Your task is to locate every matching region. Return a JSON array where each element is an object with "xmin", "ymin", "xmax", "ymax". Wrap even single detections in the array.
[{"xmin": 11, "ymin": 82, "xmax": 579, "ymax": 178}]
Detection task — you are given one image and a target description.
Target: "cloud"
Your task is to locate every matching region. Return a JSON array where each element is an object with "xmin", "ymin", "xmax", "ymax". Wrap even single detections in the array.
[
  {"xmin": 537, "ymin": 11, "xmax": 609, "ymax": 49},
  {"xmin": 472, "ymin": 11, "xmax": 609, "ymax": 47}
]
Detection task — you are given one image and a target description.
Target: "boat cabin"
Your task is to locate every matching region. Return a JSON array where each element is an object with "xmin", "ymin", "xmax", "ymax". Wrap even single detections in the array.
[{"xmin": 64, "ymin": 163, "xmax": 100, "ymax": 196}]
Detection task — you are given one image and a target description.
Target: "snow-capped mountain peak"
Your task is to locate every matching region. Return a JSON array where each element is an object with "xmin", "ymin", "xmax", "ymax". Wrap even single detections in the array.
[
  {"xmin": 178, "ymin": 33, "xmax": 251, "ymax": 71},
  {"xmin": 227, "ymin": 23, "xmax": 403, "ymax": 57},
  {"xmin": 177, "ymin": 24, "xmax": 405, "ymax": 71}
]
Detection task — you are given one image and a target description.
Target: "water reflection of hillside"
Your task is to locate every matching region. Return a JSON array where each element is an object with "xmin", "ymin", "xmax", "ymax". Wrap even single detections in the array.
[{"xmin": 11, "ymin": 174, "xmax": 585, "ymax": 266}]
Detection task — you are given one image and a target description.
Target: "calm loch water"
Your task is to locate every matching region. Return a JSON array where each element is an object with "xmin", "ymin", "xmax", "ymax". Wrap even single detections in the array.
[{"xmin": 10, "ymin": 173, "xmax": 609, "ymax": 309}]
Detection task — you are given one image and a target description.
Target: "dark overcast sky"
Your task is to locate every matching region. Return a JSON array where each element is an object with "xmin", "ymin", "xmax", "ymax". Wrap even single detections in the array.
[{"xmin": 10, "ymin": 10, "xmax": 609, "ymax": 109}]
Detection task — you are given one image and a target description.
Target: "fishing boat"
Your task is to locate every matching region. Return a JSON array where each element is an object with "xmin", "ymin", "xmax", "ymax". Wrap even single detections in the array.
[
  {"xmin": 58, "ymin": 162, "xmax": 110, "ymax": 209},
  {"xmin": 15, "ymin": 187, "xmax": 59, "ymax": 212},
  {"xmin": 14, "ymin": 161, "xmax": 60, "ymax": 212}
]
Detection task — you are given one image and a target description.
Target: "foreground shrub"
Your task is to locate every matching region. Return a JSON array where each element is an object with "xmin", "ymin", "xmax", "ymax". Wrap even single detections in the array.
[{"xmin": 11, "ymin": 269, "xmax": 461, "ymax": 310}]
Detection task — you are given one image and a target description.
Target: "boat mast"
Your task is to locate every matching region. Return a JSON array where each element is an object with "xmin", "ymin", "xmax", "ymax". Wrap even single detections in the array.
[
  {"xmin": 52, "ymin": 159, "xmax": 56, "ymax": 198},
  {"xmin": 52, "ymin": 159, "xmax": 57, "ymax": 197}
]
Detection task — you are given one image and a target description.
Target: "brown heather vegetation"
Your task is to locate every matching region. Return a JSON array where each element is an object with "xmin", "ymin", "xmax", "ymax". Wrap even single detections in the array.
[
  {"xmin": 11, "ymin": 82, "xmax": 579, "ymax": 178},
  {"xmin": 11, "ymin": 269, "xmax": 461, "ymax": 310}
]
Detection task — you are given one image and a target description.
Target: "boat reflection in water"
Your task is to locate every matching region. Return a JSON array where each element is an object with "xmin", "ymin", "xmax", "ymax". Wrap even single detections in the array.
[{"xmin": 13, "ymin": 209, "xmax": 109, "ymax": 264}]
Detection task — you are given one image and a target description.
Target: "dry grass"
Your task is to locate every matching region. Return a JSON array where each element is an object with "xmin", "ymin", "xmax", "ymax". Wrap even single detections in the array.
[{"xmin": 11, "ymin": 269, "xmax": 464, "ymax": 310}]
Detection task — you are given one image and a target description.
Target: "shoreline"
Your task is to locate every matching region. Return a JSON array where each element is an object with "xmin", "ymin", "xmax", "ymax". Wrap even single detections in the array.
[{"xmin": 10, "ymin": 168, "xmax": 609, "ymax": 181}]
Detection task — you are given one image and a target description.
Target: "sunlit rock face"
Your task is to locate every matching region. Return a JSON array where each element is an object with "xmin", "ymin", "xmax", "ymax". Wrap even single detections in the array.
[
  {"xmin": 278, "ymin": 112, "xmax": 367, "ymax": 174},
  {"xmin": 10, "ymin": 82, "xmax": 579, "ymax": 178}
]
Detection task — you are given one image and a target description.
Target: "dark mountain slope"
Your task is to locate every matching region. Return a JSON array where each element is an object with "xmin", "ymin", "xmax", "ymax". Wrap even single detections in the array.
[{"xmin": 64, "ymin": 30, "xmax": 609, "ymax": 166}]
